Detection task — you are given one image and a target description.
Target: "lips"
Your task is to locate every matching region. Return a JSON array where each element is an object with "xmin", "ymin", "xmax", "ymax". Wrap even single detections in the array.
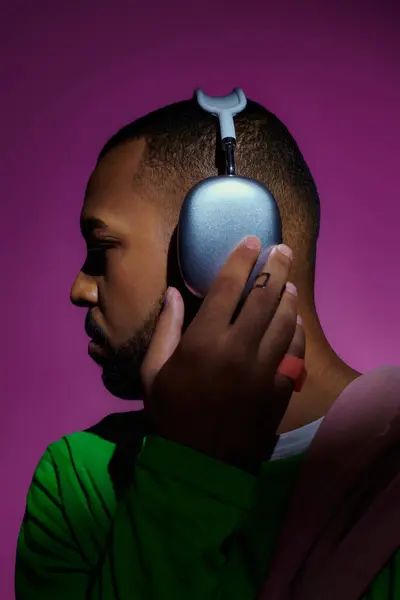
[
  {"xmin": 88, "ymin": 340, "xmax": 107, "ymax": 364},
  {"xmin": 85, "ymin": 313, "xmax": 107, "ymax": 346}
]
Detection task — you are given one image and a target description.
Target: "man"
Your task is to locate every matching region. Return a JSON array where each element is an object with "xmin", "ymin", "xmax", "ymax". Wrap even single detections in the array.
[{"xmin": 15, "ymin": 96, "xmax": 400, "ymax": 599}]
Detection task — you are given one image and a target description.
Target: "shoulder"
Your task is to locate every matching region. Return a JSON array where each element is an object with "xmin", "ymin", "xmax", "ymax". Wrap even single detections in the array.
[
  {"xmin": 46, "ymin": 409, "xmax": 148, "ymax": 464},
  {"xmin": 33, "ymin": 409, "xmax": 148, "ymax": 503}
]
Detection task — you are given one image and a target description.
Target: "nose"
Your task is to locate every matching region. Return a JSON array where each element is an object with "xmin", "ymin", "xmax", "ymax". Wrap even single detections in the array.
[{"xmin": 70, "ymin": 271, "xmax": 98, "ymax": 307}]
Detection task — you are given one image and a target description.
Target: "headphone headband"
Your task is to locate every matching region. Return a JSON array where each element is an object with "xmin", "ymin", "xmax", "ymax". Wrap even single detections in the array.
[{"xmin": 195, "ymin": 88, "xmax": 247, "ymax": 142}]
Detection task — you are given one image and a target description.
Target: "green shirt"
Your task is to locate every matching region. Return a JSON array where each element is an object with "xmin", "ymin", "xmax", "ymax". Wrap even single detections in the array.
[{"xmin": 15, "ymin": 413, "xmax": 400, "ymax": 599}]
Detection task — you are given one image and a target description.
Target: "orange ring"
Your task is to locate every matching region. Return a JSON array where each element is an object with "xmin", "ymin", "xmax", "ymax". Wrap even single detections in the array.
[{"xmin": 276, "ymin": 355, "xmax": 307, "ymax": 392}]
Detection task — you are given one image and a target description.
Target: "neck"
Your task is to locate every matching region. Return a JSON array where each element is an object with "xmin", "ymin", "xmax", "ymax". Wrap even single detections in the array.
[{"xmin": 278, "ymin": 304, "xmax": 361, "ymax": 434}]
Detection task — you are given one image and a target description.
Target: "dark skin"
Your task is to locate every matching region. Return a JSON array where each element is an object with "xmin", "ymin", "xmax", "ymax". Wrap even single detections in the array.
[
  {"xmin": 141, "ymin": 237, "xmax": 306, "ymax": 471},
  {"xmin": 71, "ymin": 138, "xmax": 360, "ymax": 437}
]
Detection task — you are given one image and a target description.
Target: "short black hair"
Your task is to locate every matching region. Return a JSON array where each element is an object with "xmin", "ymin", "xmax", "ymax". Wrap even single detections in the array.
[{"xmin": 98, "ymin": 96, "xmax": 321, "ymax": 282}]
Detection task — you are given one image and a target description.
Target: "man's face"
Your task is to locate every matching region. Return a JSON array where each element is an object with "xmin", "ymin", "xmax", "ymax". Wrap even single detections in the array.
[{"xmin": 70, "ymin": 139, "xmax": 174, "ymax": 400}]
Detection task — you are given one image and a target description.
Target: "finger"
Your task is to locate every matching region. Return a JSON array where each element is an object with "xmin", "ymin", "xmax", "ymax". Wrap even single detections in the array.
[
  {"xmin": 190, "ymin": 236, "xmax": 262, "ymax": 334},
  {"xmin": 274, "ymin": 315, "xmax": 306, "ymax": 396},
  {"xmin": 231, "ymin": 244, "xmax": 293, "ymax": 346},
  {"xmin": 140, "ymin": 288, "xmax": 185, "ymax": 397},
  {"xmin": 256, "ymin": 281, "xmax": 298, "ymax": 371}
]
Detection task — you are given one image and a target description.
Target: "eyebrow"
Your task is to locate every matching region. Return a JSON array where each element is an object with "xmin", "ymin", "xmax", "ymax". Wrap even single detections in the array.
[{"xmin": 80, "ymin": 218, "xmax": 109, "ymax": 238}]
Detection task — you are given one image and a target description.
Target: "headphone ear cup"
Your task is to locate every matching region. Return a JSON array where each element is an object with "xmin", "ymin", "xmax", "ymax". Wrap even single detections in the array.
[{"xmin": 177, "ymin": 175, "xmax": 282, "ymax": 299}]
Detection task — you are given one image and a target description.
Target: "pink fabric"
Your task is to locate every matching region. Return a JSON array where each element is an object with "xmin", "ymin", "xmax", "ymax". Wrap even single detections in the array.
[{"xmin": 258, "ymin": 365, "xmax": 400, "ymax": 600}]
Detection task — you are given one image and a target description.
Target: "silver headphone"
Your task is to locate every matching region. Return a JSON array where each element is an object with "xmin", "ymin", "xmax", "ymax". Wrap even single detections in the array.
[{"xmin": 177, "ymin": 88, "xmax": 283, "ymax": 299}]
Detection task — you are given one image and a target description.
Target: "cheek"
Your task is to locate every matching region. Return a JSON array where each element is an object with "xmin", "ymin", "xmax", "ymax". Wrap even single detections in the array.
[{"xmin": 100, "ymin": 249, "xmax": 167, "ymax": 339}]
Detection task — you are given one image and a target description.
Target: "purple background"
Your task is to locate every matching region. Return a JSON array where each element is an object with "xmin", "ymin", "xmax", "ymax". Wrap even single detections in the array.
[{"xmin": 1, "ymin": 1, "xmax": 399, "ymax": 597}]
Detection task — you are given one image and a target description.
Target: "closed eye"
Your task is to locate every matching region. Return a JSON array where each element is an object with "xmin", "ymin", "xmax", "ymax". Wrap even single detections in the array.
[{"xmin": 82, "ymin": 245, "xmax": 114, "ymax": 276}]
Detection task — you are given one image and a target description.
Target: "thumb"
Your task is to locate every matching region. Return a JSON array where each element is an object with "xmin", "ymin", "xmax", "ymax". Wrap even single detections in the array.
[{"xmin": 141, "ymin": 287, "xmax": 185, "ymax": 397}]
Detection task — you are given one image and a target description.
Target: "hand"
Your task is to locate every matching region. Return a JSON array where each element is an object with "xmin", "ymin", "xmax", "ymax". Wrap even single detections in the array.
[{"xmin": 141, "ymin": 236, "xmax": 305, "ymax": 473}]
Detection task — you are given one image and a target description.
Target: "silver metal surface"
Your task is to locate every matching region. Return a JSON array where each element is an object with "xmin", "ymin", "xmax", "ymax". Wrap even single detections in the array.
[{"xmin": 177, "ymin": 175, "xmax": 282, "ymax": 298}]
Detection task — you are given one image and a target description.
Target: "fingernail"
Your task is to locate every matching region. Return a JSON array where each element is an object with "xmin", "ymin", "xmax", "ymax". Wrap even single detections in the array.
[
  {"xmin": 285, "ymin": 282, "xmax": 297, "ymax": 296},
  {"xmin": 276, "ymin": 244, "xmax": 293, "ymax": 260},
  {"xmin": 297, "ymin": 314, "xmax": 303, "ymax": 325},
  {"xmin": 164, "ymin": 287, "xmax": 174, "ymax": 307},
  {"xmin": 243, "ymin": 236, "xmax": 261, "ymax": 250}
]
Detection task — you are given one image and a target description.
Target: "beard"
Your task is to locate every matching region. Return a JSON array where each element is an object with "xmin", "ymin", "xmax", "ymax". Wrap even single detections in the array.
[
  {"xmin": 101, "ymin": 299, "xmax": 164, "ymax": 400},
  {"xmin": 97, "ymin": 240, "xmax": 204, "ymax": 401}
]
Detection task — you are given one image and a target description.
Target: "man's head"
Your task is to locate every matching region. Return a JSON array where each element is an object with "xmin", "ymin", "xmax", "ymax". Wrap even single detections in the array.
[{"xmin": 70, "ymin": 95, "xmax": 320, "ymax": 400}]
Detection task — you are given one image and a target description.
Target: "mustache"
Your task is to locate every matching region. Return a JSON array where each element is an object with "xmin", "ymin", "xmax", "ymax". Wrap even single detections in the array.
[{"xmin": 85, "ymin": 312, "xmax": 107, "ymax": 345}]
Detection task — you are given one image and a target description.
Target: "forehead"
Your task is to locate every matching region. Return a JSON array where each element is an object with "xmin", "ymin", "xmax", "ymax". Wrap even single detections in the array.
[{"xmin": 82, "ymin": 138, "xmax": 147, "ymax": 220}]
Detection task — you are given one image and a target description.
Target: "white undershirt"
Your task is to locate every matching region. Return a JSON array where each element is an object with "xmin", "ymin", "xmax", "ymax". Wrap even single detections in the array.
[{"xmin": 270, "ymin": 417, "xmax": 324, "ymax": 461}]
